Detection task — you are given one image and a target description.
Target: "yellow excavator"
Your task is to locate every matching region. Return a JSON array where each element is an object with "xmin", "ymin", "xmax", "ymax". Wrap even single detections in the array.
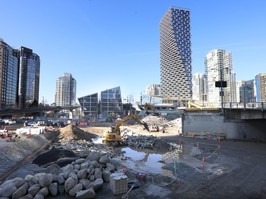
[
  {"xmin": 144, "ymin": 103, "xmax": 160, "ymax": 116},
  {"xmin": 144, "ymin": 103, "xmax": 160, "ymax": 132},
  {"xmin": 103, "ymin": 114, "xmax": 149, "ymax": 144}
]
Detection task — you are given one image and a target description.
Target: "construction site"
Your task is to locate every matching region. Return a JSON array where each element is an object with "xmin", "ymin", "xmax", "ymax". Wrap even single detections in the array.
[{"xmin": 0, "ymin": 111, "xmax": 266, "ymax": 199}]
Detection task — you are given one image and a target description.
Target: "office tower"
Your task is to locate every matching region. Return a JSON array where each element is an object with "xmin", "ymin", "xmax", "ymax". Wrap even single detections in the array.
[
  {"xmin": 78, "ymin": 93, "xmax": 98, "ymax": 118},
  {"xmin": 192, "ymin": 73, "xmax": 206, "ymax": 101},
  {"xmin": 17, "ymin": 46, "xmax": 40, "ymax": 108},
  {"xmin": 205, "ymin": 49, "xmax": 234, "ymax": 104},
  {"xmin": 55, "ymin": 73, "xmax": 76, "ymax": 106},
  {"xmin": 0, "ymin": 39, "xmax": 18, "ymax": 109},
  {"xmin": 255, "ymin": 73, "xmax": 266, "ymax": 102},
  {"xmin": 160, "ymin": 7, "xmax": 192, "ymax": 100},
  {"xmin": 100, "ymin": 86, "xmax": 123, "ymax": 119}
]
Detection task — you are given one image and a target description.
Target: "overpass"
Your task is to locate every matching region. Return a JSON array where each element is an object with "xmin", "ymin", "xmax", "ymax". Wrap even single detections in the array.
[
  {"xmin": 0, "ymin": 105, "xmax": 80, "ymax": 117},
  {"xmin": 182, "ymin": 102, "xmax": 266, "ymax": 140},
  {"xmin": 223, "ymin": 102, "xmax": 266, "ymax": 120}
]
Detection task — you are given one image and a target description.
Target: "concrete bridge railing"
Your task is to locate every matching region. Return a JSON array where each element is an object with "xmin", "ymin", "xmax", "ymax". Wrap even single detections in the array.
[{"xmin": 223, "ymin": 102, "xmax": 265, "ymax": 111}]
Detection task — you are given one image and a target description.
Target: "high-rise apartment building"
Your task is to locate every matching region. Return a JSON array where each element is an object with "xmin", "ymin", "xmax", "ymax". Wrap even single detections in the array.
[
  {"xmin": 0, "ymin": 39, "xmax": 40, "ymax": 109},
  {"xmin": 192, "ymin": 73, "xmax": 206, "ymax": 101},
  {"xmin": 145, "ymin": 84, "xmax": 161, "ymax": 97},
  {"xmin": 0, "ymin": 39, "xmax": 18, "ymax": 109},
  {"xmin": 230, "ymin": 73, "xmax": 237, "ymax": 102},
  {"xmin": 237, "ymin": 80, "xmax": 255, "ymax": 103},
  {"xmin": 255, "ymin": 73, "xmax": 266, "ymax": 102},
  {"xmin": 160, "ymin": 7, "xmax": 192, "ymax": 100},
  {"xmin": 205, "ymin": 49, "xmax": 235, "ymax": 104},
  {"xmin": 55, "ymin": 73, "xmax": 76, "ymax": 106},
  {"xmin": 17, "ymin": 47, "xmax": 40, "ymax": 108}
]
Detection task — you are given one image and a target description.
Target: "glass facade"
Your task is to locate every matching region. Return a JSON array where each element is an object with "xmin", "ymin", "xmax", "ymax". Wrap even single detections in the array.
[
  {"xmin": 255, "ymin": 74, "xmax": 266, "ymax": 102},
  {"xmin": 239, "ymin": 80, "xmax": 255, "ymax": 103},
  {"xmin": 160, "ymin": 7, "xmax": 192, "ymax": 99},
  {"xmin": 18, "ymin": 47, "xmax": 40, "ymax": 108},
  {"xmin": 0, "ymin": 40, "xmax": 18, "ymax": 109},
  {"xmin": 78, "ymin": 93, "xmax": 98, "ymax": 118},
  {"xmin": 100, "ymin": 86, "xmax": 123, "ymax": 118}
]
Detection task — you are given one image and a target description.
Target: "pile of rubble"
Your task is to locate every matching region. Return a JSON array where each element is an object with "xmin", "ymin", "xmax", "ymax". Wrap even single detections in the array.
[
  {"xmin": 0, "ymin": 124, "xmax": 180, "ymax": 198},
  {"xmin": 124, "ymin": 133, "xmax": 174, "ymax": 153},
  {"xmin": 141, "ymin": 115, "xmax": 182, "ymax": 134},
  {"xmin": 141, "ymin": 115, "xmax": 169, "ymax": 126},
  {"xmin": 0, "ymin": 152, "xmax": 117, "ymax": 199}
]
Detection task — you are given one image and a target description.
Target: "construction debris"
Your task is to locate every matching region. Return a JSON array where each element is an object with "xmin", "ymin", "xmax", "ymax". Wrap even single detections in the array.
[{"xmin": 141, "ymin": 115, "xmax": 182, "ymax": 134}]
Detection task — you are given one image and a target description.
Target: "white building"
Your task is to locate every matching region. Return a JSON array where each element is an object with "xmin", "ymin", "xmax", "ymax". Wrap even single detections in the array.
[
  {"xmin": 205, "ymin": 49, "xmax": 236, "ymax": 104},
  {"xmin": 55, "ymin": 73, "xmax": 76, "ymax": 106},
  {"xmin": 192, "ymin": 73, "xmax": 206, "ymax": 101},
  {"xmin": 145, "ymin": 84, "xmax": 161, "ymax": 97}
]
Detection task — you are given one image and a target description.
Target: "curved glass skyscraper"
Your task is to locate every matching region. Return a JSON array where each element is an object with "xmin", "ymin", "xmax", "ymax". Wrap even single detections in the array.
[{"xmin": 160, "ymin": 7, "xmax": 192, "ymax": 99}]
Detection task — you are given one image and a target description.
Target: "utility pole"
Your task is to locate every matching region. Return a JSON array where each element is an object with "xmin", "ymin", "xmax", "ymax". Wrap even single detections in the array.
[{"xmin": 220, "ymin": 67, "xmax": 224, "ymax": 112}]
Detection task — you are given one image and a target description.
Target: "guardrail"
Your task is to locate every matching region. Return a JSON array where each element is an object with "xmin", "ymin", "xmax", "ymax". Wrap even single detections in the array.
[{"xmin": 223, "ymin": 102, "xmax": 265, "ymax": 111}]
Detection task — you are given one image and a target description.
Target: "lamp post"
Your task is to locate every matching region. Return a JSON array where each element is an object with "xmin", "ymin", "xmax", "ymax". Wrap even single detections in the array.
[{"xmin": 140, "ymin": 92, "xmax": 143, "ymax": 105}]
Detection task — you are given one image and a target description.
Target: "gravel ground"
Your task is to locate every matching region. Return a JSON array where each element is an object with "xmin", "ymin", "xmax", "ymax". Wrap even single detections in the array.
[
  {"xmin": 1, "ymin": 123, "xmax": 266, "ymax": 199},
  {"xmin": 81, "ymin": 125, "xmax": 266, "ymax": 198}
]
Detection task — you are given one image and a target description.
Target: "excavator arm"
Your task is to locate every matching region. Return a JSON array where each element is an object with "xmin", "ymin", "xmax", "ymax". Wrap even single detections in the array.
[
  {"xmin": 104, "ymin": 114, "xmax": 150, "ymax": 143},
  {"xmin": 114, "ymin": 114, "xmax": 149, "ymax": 132},
  {"xmin": 145, "ymin": 103, "xmax": 156, "ymax": 112},
  {"xmin": 144, "ymin": 103, "xmax": 159, "ymax": 116},
  {"xmin": 129, "ymin": 114, "xmax": 149, "ymax": 131}
]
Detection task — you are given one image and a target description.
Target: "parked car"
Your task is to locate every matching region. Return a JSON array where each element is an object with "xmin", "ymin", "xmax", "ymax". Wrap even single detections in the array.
[
  {"xmin": 26, "ymin": 121, "xmax": 38, "ymax": 127},
  {"xmin": 3, "ymin": 119, "xmax": 16, "ymax": 125},
  {"xmin": 0, "ymin": 120, "xmax": 5, "ymax": 125}
]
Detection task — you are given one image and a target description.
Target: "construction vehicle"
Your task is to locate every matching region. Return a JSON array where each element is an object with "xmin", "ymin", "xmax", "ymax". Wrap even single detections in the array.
[
  {"xmin": 143, "ymin": 103, "xmax": 160, "ymax": 132},
  {"xmin": 144, "ymin": 103, "xmax": 160, "ymax": 116},
  {"xmin": 103, "ymin": 114, "xmax": 149, "ymax": 144}
]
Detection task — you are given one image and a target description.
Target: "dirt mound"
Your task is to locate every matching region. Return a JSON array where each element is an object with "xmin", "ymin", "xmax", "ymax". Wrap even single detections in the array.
[{"xmin": 58, "ymin": 125, "xmax": 97, "ymax": 143}]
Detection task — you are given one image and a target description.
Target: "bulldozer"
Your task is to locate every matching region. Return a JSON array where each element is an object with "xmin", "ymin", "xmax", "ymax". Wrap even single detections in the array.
[{"xmin": 103, "ymin": 114, "xmax": 149, "ymax": 145}]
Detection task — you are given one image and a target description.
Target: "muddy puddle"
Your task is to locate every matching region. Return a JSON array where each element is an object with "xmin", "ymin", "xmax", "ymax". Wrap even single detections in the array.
[
  {"xmin": 90, "ymin": 136, "xmax": 218, "ymax": 176},
  {"xmin": 121, "ymin": 147, "xmax": 164, "ymax": 174}
]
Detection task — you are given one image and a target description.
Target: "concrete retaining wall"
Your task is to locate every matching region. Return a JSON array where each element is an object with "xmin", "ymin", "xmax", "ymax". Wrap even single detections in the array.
[
  {"xmin": 16, "ymin": 127, "xmax": 46, "ymax": 135},
  {"xmin": 183, "ymin": 113, "xmax": 266, "ymax": 139}
]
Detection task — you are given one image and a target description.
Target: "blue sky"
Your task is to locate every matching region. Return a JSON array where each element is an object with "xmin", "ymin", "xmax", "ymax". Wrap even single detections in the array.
[{"xmin": 1, "ymin": 0, "xmax": 266, "ymax": 104}]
